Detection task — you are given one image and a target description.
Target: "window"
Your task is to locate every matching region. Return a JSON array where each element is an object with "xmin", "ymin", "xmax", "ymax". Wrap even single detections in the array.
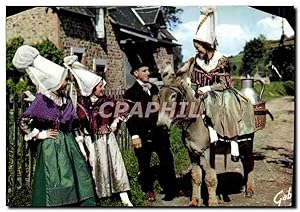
[
  {"xmin": 70, "ymin": 47, "xmax": 85, "ymax": 63},
  {"xmin": 93, "ymin": 58, "xmax": 108, "ymax": 79}
]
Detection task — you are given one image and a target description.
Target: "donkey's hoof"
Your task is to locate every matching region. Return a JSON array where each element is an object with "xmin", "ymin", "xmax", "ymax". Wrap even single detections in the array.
[
  {"xmin": 244, "ymin": 185, "xmax": 254, "ymax": 198},
  {"xmin": 245, "ymin": 190, "xmax": 254, "ymax": 198},
  {"xmin": 208, "ymin": 198, "xmax": 218, "ymax": 206},
  {"xmin": 189, "ymin": 197, "xmax": 202, "ymax": 206}
]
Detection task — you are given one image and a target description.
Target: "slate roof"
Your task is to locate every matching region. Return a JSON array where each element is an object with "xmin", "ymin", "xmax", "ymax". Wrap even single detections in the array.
[
  {"xmin": 56, "ymin": 6, "xmax": 95, "ymax": 18},
  {"xmin": 108, "ymin": 6, "xmax": 179, "ymax": 44},
  {"xmin": 108, "ymin": 7, "xmax": 150, "ymax": 35},
  {"xmin": 134, "ymin": 6, "xmax": 160, "ymax": 25}
]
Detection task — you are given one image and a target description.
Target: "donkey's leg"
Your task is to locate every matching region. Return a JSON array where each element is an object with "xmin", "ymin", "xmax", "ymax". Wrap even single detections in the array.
[
  {"xmin": 189, "ymin": 163, "xmax": 203, "ymax": 206},
  {"xmin": 200, "ymin": 153, "xmax": 218, "ymax": 206},
  {"xmin": 204, "ymin": 167, "xmax": 218, "ymax": 206},
  {"xmin": 240, "ymin": 134, "xmax": 255, "ymax": 197}
]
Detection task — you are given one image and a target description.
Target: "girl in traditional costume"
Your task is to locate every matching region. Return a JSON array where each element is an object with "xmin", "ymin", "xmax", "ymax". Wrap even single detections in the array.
[
  {"xmin": 13, "ymin": 45, "xmax": 96, "ymax": 206},
  {"xmin": 64, "ymin": 57, "xmax": 133, "ymax": 206}
]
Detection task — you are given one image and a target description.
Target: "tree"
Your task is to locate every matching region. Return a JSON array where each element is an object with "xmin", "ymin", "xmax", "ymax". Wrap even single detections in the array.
[
  {"xmin": 269, "ymin": 44, "xmax": 295, "ymax": 81},
  {"xmin": 161, "ymin": 7, "xmax": 183, "ymax": 68},
  {"xmin": 161, "ymin": 6, "xmax": 183, "ymax": 31},
  {"xmin": 173, "ymin": 46, "xmax": 183, "ymax": 70},
  {"xmin": 240, "ymin": 35, "xmax": 266, "ymax": 76},
  {"xmin": 6, "ymin": 38, "xmax": 65, "ymax": 94}
]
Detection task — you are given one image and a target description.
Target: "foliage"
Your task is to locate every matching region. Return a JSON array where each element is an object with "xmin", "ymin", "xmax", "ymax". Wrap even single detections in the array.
[
  {"xmin": 161, "ymin": 7, "xmax": 183, "ymax": 30},
  {"xmin": 173, "ymin": 46, "xmax": 183, "ymax": 70},
  {"xmin": 283, "ymin": 81, "xmax": 295, "ymax": 96},
  {"xmin": 170, "ymin": 127, "xmax": 190, "ymax": 174},
  {"xmin": 33, "ymin": 40, "xmax": 64, "ymax": 66},
  {"xmin": 7, "ymin": 186, "xmax": 32, "ymax": 207},
  {"xmin": 240, "ymin": 35, "xmax": 266, "ymax": 76},
  {"xmin": 6, "ymin": 37, "xmax": 25, "ymax": 86},
  {"xmin": 228, "ymin": 52, "xmax": 243, "ymax": 76},
  {"xmin": 6, "ymin": 37, "xmax": 65, "ymax": 94},
  {"xmin": 260, "ymin": 81, "xmax": 290, "ymax": 101},
  {"xmin": 230, "ymin": 35, "xmax": 294, "ymax": 82},
  {"xmin": 268, "ymin": 44, "xmax": 295, "ymax": 81}
]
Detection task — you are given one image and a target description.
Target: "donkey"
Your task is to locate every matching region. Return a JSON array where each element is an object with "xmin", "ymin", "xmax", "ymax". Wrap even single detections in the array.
[{"xmin": 157, "ymin": 58, "xmax": 255, "ymax": 206}]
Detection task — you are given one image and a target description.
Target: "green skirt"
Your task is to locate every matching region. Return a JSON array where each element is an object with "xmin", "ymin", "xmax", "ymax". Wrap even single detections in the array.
[
  {"xmin": 201, "ymin": 88, "xmax": 256, "ymax": 138},
  {"xmin": 32, "ymin": 132, "xmax": 95, "ymax": 206}
]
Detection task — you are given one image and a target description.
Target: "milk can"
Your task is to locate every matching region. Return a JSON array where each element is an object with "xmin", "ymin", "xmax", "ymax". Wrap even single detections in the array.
[{"xmin": 240, "ymin": 78, "xmax": 266, "ymax": 130}]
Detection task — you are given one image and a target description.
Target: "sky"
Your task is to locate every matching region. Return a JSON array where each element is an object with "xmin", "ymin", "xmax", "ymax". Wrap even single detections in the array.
[{"xmin": 171, "ymin": 6, "xmax": 295, "ymax": 61}]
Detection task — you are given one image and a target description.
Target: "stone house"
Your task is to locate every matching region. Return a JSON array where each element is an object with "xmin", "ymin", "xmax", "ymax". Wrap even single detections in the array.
[{"xmin": 6, "ymin": 6, "xmax": 179, "ymax": 93}]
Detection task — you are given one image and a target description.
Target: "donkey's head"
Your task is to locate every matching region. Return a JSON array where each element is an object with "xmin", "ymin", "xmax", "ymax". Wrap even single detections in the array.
[
  {"xmin": 175, "ymin": 57, "xmax": 195, "ymax": 87},
  {"xmin": 157, "ymin": 58, "xmax": 199, "ymax": 129}
]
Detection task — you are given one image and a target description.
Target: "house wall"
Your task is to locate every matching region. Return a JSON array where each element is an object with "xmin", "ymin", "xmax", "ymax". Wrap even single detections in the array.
[
  {"xmin": 6, "ymin": 7, "xmax": 125, "ymax": 90},
  {"xmin": 6, "ymin": 7, "xmax": 58, "ymax": 46},
  {"xmin": 153, "ymin": 47, "xmax": 174, "ymax": 72},
  {"xmin": 58, "ymin": 12, "xmax": 125, "ymax": 89}
]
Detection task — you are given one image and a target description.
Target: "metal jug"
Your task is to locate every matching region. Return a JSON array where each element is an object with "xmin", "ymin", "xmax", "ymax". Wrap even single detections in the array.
[{"xmin": 240, "ymin": 78, "xmax": 265, "ymax": 105}]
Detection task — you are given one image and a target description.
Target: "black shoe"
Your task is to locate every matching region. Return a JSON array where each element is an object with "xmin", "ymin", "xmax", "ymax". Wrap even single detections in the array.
[
  {"xmin": 231, "ymin": 155, "xmax": 239, "ymax": 162},
  {"xmin": 162, "ymin": 193, "xmax": 176, "ymax": 201}
]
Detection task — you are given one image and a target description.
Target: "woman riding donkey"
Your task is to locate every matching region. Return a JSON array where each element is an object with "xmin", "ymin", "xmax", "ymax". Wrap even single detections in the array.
[{"xmin": 179, "ymin": 7, "xmax": 256, "ymax": 162}]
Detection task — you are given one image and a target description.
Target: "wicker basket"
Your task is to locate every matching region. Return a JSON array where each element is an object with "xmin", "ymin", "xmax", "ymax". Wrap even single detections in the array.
[{"xmin": 253, "ymin": 101, "xmax": 266, "ymax": 130}]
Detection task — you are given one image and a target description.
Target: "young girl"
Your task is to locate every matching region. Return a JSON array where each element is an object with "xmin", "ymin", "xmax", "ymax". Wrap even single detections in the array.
[
  {"xmin": 65, "ymin": 57, "xmax": 133, "ymax": 206},
  {"xmin": 13, "ymin": 45, "xmax": 96, "ymax": 206}
]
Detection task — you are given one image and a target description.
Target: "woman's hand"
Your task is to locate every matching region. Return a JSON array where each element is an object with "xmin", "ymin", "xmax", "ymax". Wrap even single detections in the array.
[
  {"xmin": 98, "ymin": 125, "xmax": 111, "ymax": 135},
  {"xmin": 110, "ymin": 118, "xmax": 120, "ymax": 133},
  {"xmin": 196, "ymin": 86, "xmax": 211, "ymax": 97},
  {"xmin": 36, "ymin": 129, "xmax": 59, "ymax": 140}
]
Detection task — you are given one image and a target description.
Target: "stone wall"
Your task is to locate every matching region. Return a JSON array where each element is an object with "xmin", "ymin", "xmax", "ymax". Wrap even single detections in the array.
[
  {"xmin": 6, "ymin": 7, "xmax": 126, "ymax": 90},
  {"xmin": 153, "ymin": 47, "xmax": 174, "ymax": 72},
  {"xmin": 6, "ymin": 7, "xmax": 174, "ymax": 90},
  {"xmin": 57, "ymin": 10, "xmax": 125, "ymax": 89},
  {"xmin": 6, "ymin": 7, "xmax": 58, "ymax": 46}
]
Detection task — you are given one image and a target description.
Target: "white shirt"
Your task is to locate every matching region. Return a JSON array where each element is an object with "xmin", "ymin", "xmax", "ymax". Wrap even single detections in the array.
[{"xmin": 136, "ymin": 79, "xmax": 151, "ymax": 96}]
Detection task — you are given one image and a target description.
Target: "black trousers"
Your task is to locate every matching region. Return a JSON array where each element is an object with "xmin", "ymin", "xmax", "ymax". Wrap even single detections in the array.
[{"xmin": 134, "ymin": 127, "xmax": 177, "ymax": 195}]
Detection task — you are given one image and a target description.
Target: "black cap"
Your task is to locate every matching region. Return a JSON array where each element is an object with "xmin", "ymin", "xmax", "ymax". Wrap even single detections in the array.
[{"xmin": 130, "ymin": 63, "xmax": 148, "ymax": 75}]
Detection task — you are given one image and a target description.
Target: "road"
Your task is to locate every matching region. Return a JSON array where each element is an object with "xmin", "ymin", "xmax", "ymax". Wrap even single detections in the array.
[{"xmin": 151, "ymin": 96, "xmax": 295, "ymax": 207}]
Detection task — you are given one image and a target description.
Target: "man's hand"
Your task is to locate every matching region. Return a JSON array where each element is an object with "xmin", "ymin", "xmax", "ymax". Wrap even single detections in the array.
[{"xmin": 132, "ymin": 137, "xmax": 142, "ymax": 149}]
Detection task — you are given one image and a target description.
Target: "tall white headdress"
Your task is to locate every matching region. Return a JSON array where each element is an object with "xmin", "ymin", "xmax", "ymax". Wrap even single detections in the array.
[
  {"xmin": 194, "ymin": 6, "xmax": 217, "ymax": 48},
  {"xmin": 64, "ymin": 55, "xmax": 105, "ymax": 97},
  {"xmin": 12, "ymin": 45, "xmax": 67, "ymax": 93}
]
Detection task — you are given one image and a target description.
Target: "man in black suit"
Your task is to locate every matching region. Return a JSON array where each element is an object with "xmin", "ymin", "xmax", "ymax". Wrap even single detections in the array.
[{"xmin": 124, "ymin": 63, "xmax": 177, "ymax": 202}]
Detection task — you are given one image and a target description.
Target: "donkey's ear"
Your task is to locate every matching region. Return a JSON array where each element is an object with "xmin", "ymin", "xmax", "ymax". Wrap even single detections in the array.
[
  {"xmin": 160, "ymin": 63, "xmax": 176, "ymax": 86},
  {"xmin": 176, "ymin": 57, "xmax": 195, "ymax": 78}
]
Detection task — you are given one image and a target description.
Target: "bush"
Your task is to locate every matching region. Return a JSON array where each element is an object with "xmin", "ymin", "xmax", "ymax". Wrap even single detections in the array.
[
  {"xmin": 261, "ymin": 81, "xmax": 287, "ymax": 101},
  {"xmin": 283, "ymin": 81, "xmax": 295, "ymax": 96}
]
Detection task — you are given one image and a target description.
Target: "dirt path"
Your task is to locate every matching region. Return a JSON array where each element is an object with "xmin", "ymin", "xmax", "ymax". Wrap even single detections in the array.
[{"xmin": 151, "ymin": 96, "xmax": 295, "ymax": 207}]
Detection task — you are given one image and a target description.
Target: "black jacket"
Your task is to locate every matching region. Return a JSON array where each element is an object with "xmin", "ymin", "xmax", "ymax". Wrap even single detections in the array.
[{"xmin": 124, "ymin": 81, "xmax": 159, "ymax": 140}]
